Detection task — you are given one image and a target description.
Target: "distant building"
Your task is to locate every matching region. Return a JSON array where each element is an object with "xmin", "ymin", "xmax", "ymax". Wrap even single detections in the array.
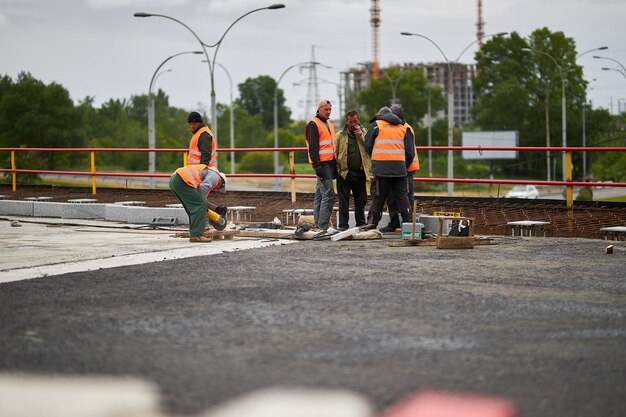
[
  {"xmin": 421, "ymin": 62, "xmax": 477, "ymax": 127},
  {"xmin": 341, "ymin": 62, "xmax": 477, "ymax": 127}
]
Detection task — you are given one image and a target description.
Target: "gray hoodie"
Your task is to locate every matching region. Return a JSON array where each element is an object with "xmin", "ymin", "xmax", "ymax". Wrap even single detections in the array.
[{"xmin": 364, "ymin": 107, "xmax": 415, "ymax": 177}]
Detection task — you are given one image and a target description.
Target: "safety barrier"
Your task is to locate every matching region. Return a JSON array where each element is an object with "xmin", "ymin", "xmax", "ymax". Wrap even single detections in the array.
[{"xmin": 1, "ymin": 145, "xmax": 625, "ymax": 207}]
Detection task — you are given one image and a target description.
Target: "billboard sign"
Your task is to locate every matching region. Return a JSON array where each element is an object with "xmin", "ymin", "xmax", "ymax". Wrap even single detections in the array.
[{"xmin": 462, "ymin": 131, "xmax": 519, "ymax": 160}]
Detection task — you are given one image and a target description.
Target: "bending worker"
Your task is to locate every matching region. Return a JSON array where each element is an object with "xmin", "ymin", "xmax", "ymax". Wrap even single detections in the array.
[{"xmin": 170, "ymin": 164, "xmax": 227, "ymax": 243}]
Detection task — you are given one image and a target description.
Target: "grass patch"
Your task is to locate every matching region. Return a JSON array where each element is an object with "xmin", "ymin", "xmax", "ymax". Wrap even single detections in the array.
[{"xmin": 597, "ymin": 195, "xmax": 626, "ymax": 203}]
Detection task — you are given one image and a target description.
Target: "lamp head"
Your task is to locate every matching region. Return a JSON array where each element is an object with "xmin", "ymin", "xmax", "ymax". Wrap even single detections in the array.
[
  {"xmin": 598, "ymin": 46, "xmax": 609, "ymax": 50},
  {"xmin": 267, "ymin": 4, "xmax": 285, "ymax": 9},
  {"xmin": 134, "ymin": 12, "xmax": 152, "ymax": 17},
  {"xmin": 400, "ymin": 32, "xmax": 413, "ymax": 36},
  {"xmin": 494, "ymin": 32, "xmax": 508, "ymax": 36},
  {"xmin": 192, "ymin": 51, "xmax": 203, "ymax": 54}
]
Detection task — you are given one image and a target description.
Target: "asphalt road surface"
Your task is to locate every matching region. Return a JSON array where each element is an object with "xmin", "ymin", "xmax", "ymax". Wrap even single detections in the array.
[{"xmin": 1, "ymin": 236, "xmax": 625, "ymax": 417}]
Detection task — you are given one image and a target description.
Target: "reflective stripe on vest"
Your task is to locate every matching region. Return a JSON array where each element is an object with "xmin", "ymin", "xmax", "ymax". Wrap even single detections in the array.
[
  {"xmin": 187, "ymin": 126, "xmax": 217, "ymax": 168},
  {"xmin": 305, "ymin": 117, "xmax": 336, "ymax": 163},
  {"xmin": 175, "ymin": 164, "xmax": 207, "ymax": 189},
  {"xmin": 371, "ymin": 120, "xmax": 406, "ymax": 162},
  {"xmin": 406, "ymin": 123, "xmax": 420, "ymax": 171}
]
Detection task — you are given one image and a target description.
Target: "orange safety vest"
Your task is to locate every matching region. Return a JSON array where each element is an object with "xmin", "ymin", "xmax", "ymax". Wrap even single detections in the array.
[
  {"xmin": 406, "ymin": 123, "xmax": 420, "ymax": 172},
  {"xmin": 175, "ymin": 164, "xmax": 207, "ymax": 189},
  {"xmin": 305, "ymin": 117, "xmax": 336, "ymax": 163},
  {"xmin": 187, "ymin": 126, "xmax": 217, "ymax": 168},
  {"xmin": 371, "ymin": 120, "xmax": 406, "ymax": 162}
]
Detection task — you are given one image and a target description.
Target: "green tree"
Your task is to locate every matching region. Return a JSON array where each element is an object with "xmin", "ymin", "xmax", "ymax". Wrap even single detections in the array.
[
  {"xmin": 472, "ymin": 29, "xmax": 589, "ymax": 179},
  {"xmin": 0, "ymin": 72, "xmax": 84, "ymax": 170},
  {"xmin": 236, "ymin": 75, "xmax": 291, "ymax": 130}
]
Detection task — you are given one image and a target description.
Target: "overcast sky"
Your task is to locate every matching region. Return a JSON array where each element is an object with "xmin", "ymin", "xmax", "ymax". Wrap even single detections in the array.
[{"xmin": 2, "ymin": 0, "xmax": 626, "ymax": 123}]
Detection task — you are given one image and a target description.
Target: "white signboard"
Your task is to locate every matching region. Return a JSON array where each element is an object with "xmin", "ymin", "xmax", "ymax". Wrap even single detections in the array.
[{"xmin": 462, "ymin": 131, "xmax": 519, "ymax": 160}]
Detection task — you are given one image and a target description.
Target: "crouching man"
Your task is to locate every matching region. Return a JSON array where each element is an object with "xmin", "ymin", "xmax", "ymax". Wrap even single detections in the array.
[{"xmin": 169, "ymin": 164, "xmax": 227, "ymax": 243}]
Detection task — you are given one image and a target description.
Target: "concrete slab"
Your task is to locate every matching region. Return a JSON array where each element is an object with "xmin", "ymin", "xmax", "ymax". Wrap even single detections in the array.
[{"xmin": 0, "ymin": 216, "xmax": 297, "ymax": 284}]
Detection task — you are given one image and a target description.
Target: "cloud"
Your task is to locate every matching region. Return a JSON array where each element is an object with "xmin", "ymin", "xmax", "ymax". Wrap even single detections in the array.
[
  {"xmin": 86, "ymin": 0, "xmax": 188, "ymax": 9},
  {"xmin": 0, "ymin": 12, "xmax": 6, "ymax": 29}
]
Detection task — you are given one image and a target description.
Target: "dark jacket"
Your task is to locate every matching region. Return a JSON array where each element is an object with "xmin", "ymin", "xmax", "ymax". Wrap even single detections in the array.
[
  {"xmin": 197, "ymin": 128, "xmax": 214, "ymax": 166},
  {"xmin": 364, "ymin": 107, "xmax": 415, "ymax": 178},
  {"xmin": 305, "ymin": 114, "xmax": 337, "ymax": 180}
]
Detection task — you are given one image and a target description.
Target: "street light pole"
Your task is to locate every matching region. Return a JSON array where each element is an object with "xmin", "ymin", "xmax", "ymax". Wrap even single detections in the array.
[
  {"xmin": 148, "ymin": 69, "xmax": 170, "ymax": 188},
  {"xmin": 400, "ymin": 31, "xmax": 506, "ymax": 196},
  {"xmin": 594, "ymin": 55, "xmax": 626, "ymax": 76},
  {"xmin": 523, "ymin": 46, "xmax": 607, "ymax": 185},
  {"xmin": 601, "ymin": 67, "xmax": 626, "ymax": 80},
  {"xmin": 134, "ymin": 4, "xmax": 285, "ymax": 157},
  {"xmin": 522, "ymin": 48, "xmax": 568, "ymax": 183},
  {"xmin": 273, "ymin": 61, "xmax": 320, "ymax": 186},
  {"xmin": 383, "ymin": 69, "xmax": 404, "ymax": 105},
  {"xmin": 215, "ymin": 62, "xmax": 235, "ymax": 174},
  {"xmin": 147, "ymin": 50, "xmax": 202, "ymax": 189},
  {"xmin": 400, "ymin": 32, "xmax": 453, "ymax": 195}
]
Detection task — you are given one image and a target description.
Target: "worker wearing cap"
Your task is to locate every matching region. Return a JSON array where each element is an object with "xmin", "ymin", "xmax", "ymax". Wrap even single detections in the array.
[
  {"xmin": 169, "ymin": 164, "xmax": 226, "ymax": 243},
  {"xmin": 187, "ymin": 111, "xmax": 217, "ymax": 168},
  {"xmin": 363, "ymin": 106, "xmax": 414, "ymax": 230},
  {"xmin": 304, "ymin": 99, "xmax": 337, "ymax": 233}
]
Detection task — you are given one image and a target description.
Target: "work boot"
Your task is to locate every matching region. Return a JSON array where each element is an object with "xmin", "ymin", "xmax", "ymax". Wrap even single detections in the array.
[
  {"xmin": 379, "ymin": 225, "xmax": 398, "ymax": 233},
  {"xmin": 189, "ymin": 235, "xmax": 212, "ymax": 243}
]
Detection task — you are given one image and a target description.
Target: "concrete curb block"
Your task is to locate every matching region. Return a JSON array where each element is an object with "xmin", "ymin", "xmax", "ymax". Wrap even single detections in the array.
[{"xmin": 0, "ymin": 200, "xmax": 189, "ymax": 225}]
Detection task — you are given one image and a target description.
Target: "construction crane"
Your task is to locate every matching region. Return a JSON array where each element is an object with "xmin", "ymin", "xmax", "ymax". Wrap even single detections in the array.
[
  {"xmin": 370, "ymin": 0, "xmax": 381, "ymax": 80},
  {"xmin": 476, "ymin": 0, "xmax": 485, "ymax": 51}
]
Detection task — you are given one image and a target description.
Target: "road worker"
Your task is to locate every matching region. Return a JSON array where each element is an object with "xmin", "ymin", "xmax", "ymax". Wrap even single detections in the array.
[
  {"xmin": 187, "ymin": 112, "xmax": 217, "ymax": 168},
  {"xmin": 363, "ymin": 106, "xmax": 415, "ymax": 230},
  {"xmin": 304, "ymin": 99, "xmax": 337, "ymax": 235},
  {"xmin": 169, "ymin": 164, "xmax": 227, "ymax": 242}
]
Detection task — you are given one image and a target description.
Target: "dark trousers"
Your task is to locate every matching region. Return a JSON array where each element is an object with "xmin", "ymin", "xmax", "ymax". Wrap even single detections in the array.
[
  {"xmin": 367, "ymin": 176, "xmax": 412, "ymax": 227},
  {"xmin": 336, "ymin": 171, "xmax": 368, "ymax": 229},
  {"xmin": 386, "ymin": 174, "xmax": 415, "ymax": 228}
]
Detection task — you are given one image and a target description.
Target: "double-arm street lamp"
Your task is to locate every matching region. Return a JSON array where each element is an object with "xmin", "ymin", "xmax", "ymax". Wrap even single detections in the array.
[
  {"xmin": 273, "ymin": 61, "xmax": 320, "ymax": 178},
  {"xmin": 383, "ymin": 69, "xmax": 404, "ymax": 105},
  {"xmin": 522, "ymin": 48, "xmax": 568, "ymax": 185},
  {"xmin": 135, "ymin": 4, "xmax": 285, "ymax": 152},
  {"xmin": 601, "ymin": 67, "xmax": 626, "ymax": 80},
  {"xmin": 594, "ymin": 55, "xmax": 626, "ymax": 79},
  {"xmin": 202, "ymin": 60, "xmax": 236, "ymax": 174},
  {"xmin": 400, "ymin": 31, "xmax": 506, "ymax": 196},
  {"xmin": 523, "ymin": 46, "xmax": 607, "ymax": 187},
  {"xmin": 148, "ymin": 50, "xmax": 203, "ymax": 188}
]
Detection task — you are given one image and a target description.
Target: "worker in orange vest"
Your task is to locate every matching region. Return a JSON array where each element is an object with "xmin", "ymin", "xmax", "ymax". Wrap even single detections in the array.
[
  {"xmin": 187, "ymin": 112, "xmax": 217, "ymax": 168},
  {"xmin": 380, "ymin": 104, "xmax": 419, "ymax": 232},
  {"xmin": 304, "ymin": 99, "xmax": 337, "ymax": 234},
  {"xmin": 169, "ymin": 164, "xmax": 227, "ymax": 242},
  {"xmin": 363, "ymin": 106, "xmax": 415, "ymax": 230}
]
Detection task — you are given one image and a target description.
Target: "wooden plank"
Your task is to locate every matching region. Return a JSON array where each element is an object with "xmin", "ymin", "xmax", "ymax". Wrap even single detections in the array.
[
  {"xmin": 388, "ymin": 237, "xmax": 491, "ymax": 247},
  {"xmin": 436, "ymin": 216, "xmax": 475, "ymax": 249},
  {"xmin": 436, "ymin": 236, "xmax": 474, "ymax": 249}
]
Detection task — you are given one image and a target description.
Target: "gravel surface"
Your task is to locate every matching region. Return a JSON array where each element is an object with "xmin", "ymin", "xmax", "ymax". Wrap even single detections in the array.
[{"xmin": 1, "ymin": 236, "xmax": 625, "ymax": 416}]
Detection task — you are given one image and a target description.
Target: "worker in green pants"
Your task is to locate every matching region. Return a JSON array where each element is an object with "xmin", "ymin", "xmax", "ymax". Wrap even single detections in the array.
[{"xmin": 169, "ymin": 164, "xmax": 226, "ymax": 242}]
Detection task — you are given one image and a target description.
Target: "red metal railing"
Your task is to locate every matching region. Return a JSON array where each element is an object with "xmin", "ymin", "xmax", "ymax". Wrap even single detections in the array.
[{"xmin": 1, "ymin": 146, "xmax": 625, "ymax": 206}]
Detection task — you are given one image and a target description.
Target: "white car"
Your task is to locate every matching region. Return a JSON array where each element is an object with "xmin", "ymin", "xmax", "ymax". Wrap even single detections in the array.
[{"xmin": 505, "ymin": 184, "xmax": 539, "ymax": 199}]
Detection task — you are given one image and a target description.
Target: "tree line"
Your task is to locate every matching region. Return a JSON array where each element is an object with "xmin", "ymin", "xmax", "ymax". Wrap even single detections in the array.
[{"xmin": 1, "ymin": 28, "xmax": 624, "ymax": 184}]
